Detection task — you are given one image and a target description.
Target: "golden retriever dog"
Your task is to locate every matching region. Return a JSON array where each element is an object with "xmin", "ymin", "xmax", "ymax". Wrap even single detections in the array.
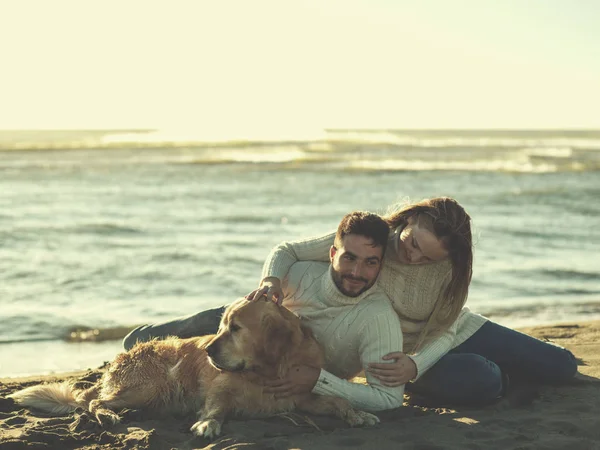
[{"xmin": 8, "ymin": 297, "xmax": 379, "ymax": 439}]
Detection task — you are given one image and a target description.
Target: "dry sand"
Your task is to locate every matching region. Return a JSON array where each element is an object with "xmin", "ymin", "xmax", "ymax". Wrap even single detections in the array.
[{"xmin": 1, "ymin": 321, "xmax": 599, "ymax": 450}]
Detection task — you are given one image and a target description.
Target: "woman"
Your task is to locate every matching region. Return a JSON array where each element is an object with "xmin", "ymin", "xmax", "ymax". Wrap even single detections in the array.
[{"xmin": 246, "ymin": 197, "xmax": 577, "ymax": 406}]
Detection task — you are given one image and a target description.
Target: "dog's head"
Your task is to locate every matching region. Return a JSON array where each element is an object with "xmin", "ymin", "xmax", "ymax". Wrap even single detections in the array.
[{"xmin": 204, "ymin": 297, "xmax": 304, "ymax": 375}]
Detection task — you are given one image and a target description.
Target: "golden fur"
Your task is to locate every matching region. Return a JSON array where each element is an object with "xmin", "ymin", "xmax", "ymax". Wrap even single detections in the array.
[{"xmin": 9, "ymin": 298, "xmax": 379, "ymax": 439}]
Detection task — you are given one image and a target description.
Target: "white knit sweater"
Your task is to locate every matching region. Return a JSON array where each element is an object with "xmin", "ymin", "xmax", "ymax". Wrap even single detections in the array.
[
  {"xmin": 263, "ymin": 230, "xmax": 488, "ymax": 379},
  {"xmin": 281, "ymin": 261, "xmax": 405, "ymax": 412}
]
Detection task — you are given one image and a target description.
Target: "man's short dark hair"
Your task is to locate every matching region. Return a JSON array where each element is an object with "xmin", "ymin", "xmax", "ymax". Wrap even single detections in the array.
[{"xmin": 334, "ymin": 211, "xmax": 390, "ymax": 253}]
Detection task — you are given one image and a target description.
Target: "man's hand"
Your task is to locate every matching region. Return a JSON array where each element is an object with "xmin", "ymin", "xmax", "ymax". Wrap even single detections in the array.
[
  {"xmin": 245, "ymin": 277, "xmax": 284, "ymax": 305},
  {"xmin": 367, "ymin": 352, "xmax": 417, "ymax": 386},
  {"xmin": 263, "ymin": 365, "xmax": 320, "ymax": 398}
]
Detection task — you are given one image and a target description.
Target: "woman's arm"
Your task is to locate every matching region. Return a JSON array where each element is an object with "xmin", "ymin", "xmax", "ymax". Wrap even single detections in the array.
[
  {"xmin": 369, "ymin": 272, "xmax": 462, "ymax": 384},
  {"xmin": 401, "ymin": 269, "xmax": 461, "ymax": 380},
  {"xmin": 366, "ymin": 323, "xmax": 458, "ymax": 385},
  {"xmin": 408, "ymin": 318, "xmax": 459, "ymax": 379},
  {"xmin": 247, "ymin": 232, "xmax": 336, "ymax": 302},
  {"xmin": 261, "ymin": 231, "xmax": 335, "ymax": 281}
]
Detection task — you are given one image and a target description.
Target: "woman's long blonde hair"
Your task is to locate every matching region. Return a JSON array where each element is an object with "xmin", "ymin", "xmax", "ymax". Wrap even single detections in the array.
[{"xmin": 384, "ymin": 197, "xmax": 473, "ymax": 349}]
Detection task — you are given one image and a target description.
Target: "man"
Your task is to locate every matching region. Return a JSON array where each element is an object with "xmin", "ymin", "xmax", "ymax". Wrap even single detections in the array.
[
  {"xmin": 124, "ymin": 212, "xmax": 404, "ymax": 411},
  {"xmin": 260, "ymin": 211, "xmax": 405, "ymax": 411}
]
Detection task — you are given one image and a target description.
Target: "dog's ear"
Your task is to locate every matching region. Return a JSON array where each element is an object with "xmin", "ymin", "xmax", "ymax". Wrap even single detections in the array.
[{"xmin": 260, "ymin": 312, "xmax": 293, "ymax": 367}]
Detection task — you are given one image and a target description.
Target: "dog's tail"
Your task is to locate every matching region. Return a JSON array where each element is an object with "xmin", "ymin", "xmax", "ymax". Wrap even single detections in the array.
[{"xmin": 8, "ymin": 381, "xmax": 85, "ymax": 415}]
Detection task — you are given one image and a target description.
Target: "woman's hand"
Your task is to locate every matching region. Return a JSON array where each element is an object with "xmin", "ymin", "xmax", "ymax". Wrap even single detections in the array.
[
  {"xmin": 367, "ymin": 352, "xmax": 417, "ymax": 386},
  {"xmin": 263, "ymin": 365, "xmax": 320, "ymax": 398},
  {"xmin": 245, "ymin": 277, "xmax": 284, "ymax": 305}
]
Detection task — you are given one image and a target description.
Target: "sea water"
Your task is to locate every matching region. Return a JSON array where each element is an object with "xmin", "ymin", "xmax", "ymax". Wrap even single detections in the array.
[{"xmin": 1, "ymin": 129, "xmax": 599, "ymax": 377}]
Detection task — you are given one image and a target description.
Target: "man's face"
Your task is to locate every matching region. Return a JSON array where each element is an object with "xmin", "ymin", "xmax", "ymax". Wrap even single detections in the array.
[{"xmin": 329, "ymin": 234, "xmax": 384, "ymax": 297}]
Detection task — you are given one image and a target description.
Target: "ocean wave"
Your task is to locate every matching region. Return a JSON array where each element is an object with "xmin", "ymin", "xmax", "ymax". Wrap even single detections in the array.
[
  {"xmin": 493, "ymin": 228, "xmax": 570, "ymax": 240},
  {"xmin": 63, "ymin": 325, "xmax": 139, "ymax": 343},
  {"xmin": 4, "ymin": 300, "xmax": 600, "ymax": 346},
  {"xmin": 0, "ymin": 324, "xmax": 138, "ymax": 345},
  {"xmin": 177, "ymin": 155, "xmax": 599, "ymax": 173},
  {"xmin": 480, "ymin": 300, "xmax": 600, "ymax": 319},
  {"xmin": 216, "ymin": 214, "xmax": 284, "ymax": 225},
  {"xmin": 2, "ymin": 129, "xmax": 600, "ymax": 173},
  {"xmin": 540, "ymin": 269, "xmax": 600, "ymax": 282},
  {"xmin": 149, "ymin": 251, "xmax": 201, "ymax": 263},
  {"xmin": 73, "ymin": 223, "xmax": 144, "ymax": 235},
  {"xmin": 2, "ymin": 128, "xmax": 600, "ymax": 151},
  {"xmin": 325, "ymin": 129, "xmax": 600, "ymax": 150},
  {"xmin": 4, "ymin": 222, "xmax": 145, "ymax": 237}
]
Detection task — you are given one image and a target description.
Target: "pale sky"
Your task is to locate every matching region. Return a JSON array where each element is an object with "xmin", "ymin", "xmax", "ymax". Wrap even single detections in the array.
[{"xmin": 1, "ymin": 0, "xmax": 599, "ymax": 132}]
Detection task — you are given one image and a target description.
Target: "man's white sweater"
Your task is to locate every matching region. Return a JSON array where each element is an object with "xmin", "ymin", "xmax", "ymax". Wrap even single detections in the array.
[{"xmin": 281, "ymin": 261, "xmax": 405, "ymax": 412}]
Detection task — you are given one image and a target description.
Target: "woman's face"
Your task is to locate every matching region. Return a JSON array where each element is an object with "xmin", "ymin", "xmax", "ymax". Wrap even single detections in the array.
[{"xmin": 396, "ymin": 216, "xmax": 449, "ymax": 264}]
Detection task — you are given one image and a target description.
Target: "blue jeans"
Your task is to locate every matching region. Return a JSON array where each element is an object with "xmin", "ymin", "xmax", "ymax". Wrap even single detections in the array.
[
  {"xmin": 123, "ymin": 305, "xmax": 226, "ymax": 351},
  {"xmin": 123, "ymin": 309, "xmax": 578, "ymax": 406},
  {"xmin": 409, "ymin": 321, "xmax": 578, "ymax": 405}
]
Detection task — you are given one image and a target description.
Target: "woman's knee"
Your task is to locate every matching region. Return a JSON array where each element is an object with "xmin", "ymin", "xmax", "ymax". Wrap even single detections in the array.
[
  {"xmin": 460, "ymin": 356, "xmax": 504, "ymax": 405},
  {"xmin": 416, "ymin": 354, "xmax": 504, "ymax": 406},
  {"xmin": 546, "ymin": 347, "xmax": 578, "ymax": 383}
]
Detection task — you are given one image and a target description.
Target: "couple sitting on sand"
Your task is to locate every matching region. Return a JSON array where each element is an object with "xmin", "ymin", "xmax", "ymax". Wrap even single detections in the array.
[{"xmin": 124, "ymin": 197, "xmax": 577, "ymax": 411}]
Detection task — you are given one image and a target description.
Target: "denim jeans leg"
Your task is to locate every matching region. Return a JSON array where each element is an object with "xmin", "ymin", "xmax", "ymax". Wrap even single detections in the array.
[
  {"xmin": 450, "ymin": 320, "xmax": 578, "ymax": 384},
  {"xmin": 123, "ymin": 305, "xmax": 228, "ymax": 350},
  {"xmin": 410, "ymin": 352, "xmax": 504, "ymax": 406}
]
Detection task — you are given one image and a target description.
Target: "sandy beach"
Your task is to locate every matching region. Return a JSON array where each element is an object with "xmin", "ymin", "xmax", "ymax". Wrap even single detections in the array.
[{"xmin": 1, "ymin": 321, "xmax": 599, "ymax": 450}]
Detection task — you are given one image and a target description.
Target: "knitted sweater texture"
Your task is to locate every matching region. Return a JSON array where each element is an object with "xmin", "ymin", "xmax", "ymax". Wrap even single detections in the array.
[
  {"xmin": 281, "ymin": 261, "xmax": 405, "ymax": 412},
  {"xmin": 263, "ymin": 230, "xmax": 488, "ymax": 378}
]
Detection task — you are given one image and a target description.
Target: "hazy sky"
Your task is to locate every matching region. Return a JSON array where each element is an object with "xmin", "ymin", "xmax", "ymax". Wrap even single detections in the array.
[{"xmin": 1, "ymin": 0, "xmax": 599, "ymax": 132}]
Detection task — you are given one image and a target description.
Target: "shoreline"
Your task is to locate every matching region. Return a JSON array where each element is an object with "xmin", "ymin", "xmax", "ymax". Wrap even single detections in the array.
[
  {"xmin": 1, "ymin": 320, "xmax": 599, "ymax": 449},
  {"xmin": 3, "ymin": 312, "xmax": 600, "ymax": 380}
]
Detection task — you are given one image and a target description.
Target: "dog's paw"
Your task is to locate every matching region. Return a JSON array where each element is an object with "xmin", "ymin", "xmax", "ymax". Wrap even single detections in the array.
[
  {"xmin": 355, "ymin": 410, "xmax": 380, "ymax": 426},
  {"xmin": 95, "ymin": 410, "xmax": 120, "ymax": 428},
  {"xmin": 190, "ymin": 419, "xmax": 222, "ymax": 439},
  {"xmin": 344, "ymin": 409, "xmax": 380, "ymax": 427}
]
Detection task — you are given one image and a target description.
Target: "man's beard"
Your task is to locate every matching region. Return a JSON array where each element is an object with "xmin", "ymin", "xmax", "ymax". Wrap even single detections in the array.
[{"xmin": 331, "ymin": 271, "xmax": 372, "ymax": 297}]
